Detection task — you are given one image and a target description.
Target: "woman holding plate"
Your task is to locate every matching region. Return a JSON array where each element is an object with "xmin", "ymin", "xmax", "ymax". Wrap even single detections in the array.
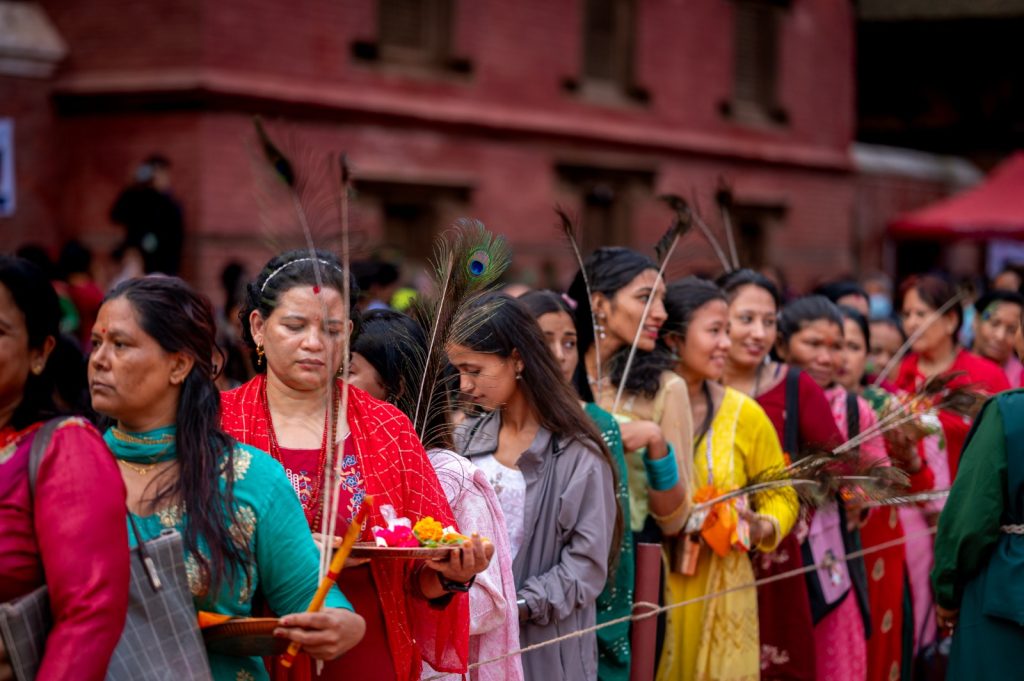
[{"xmin": 221, "ymin": 250, "xmax": 484, "ymax": 681}]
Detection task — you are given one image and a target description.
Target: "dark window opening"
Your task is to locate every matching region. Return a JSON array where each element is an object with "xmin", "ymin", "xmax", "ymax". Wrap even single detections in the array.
[
  {"xmin": 564, "ymin": 0, "xmax": 649, "ymax": 104},
  {"xmin": 728, "ymin": 202, "xmax": 786, "ymax": 269},
  {"xmin": 557, "ymin": 164, "xmax": 656, "ymax": 253},
  {"xmin": 351, "ymin": 0, "xmax": 472, "ymax": 75},
  {"xmin": 355, "ymin": 180, "xmax": 472, "ymax": 265},
  {"xmin": 723, "ymin": 0, "xmax": 789, "ymax": 125}
]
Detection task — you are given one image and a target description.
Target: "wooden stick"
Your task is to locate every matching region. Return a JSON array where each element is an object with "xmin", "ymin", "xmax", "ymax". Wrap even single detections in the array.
[{"xmin": 280, "ymin": 495, "xmax": 373, "ymax": 668}]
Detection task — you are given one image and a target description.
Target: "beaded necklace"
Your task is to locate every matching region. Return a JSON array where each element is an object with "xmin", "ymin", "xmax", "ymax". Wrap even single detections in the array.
[{"xmin": 260, "ymin": 380, "xmax": 340, "ymax": 529}]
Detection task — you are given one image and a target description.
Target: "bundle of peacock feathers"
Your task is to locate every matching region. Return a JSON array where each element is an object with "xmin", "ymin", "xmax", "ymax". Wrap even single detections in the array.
[
  {"xmin": 408, "ymin": 219, "xmax": 511, "ymax": 447},
  {"xmin": 250, "ymin": 118, "xmax": 358, "ymax": 586}
]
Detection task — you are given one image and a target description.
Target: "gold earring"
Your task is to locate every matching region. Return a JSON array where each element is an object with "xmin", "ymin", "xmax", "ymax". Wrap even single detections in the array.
[
  {"xmin": 256, "ymin": 344, "xmax": 265, "ymax": 366},
  {"xmin": 31, "ymin": 364, "xmax": 43, "ymax": 376}
]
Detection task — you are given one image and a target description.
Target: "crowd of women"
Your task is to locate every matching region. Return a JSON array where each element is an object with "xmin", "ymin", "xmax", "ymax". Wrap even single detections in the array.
[{"xmin": 1, "ymin": 230, "xmax": 1023, "ymax": 681}]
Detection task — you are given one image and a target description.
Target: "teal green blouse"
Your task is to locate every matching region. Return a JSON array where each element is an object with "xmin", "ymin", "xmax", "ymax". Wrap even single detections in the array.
[
  {"xmin": 105, "ymin": 427, "xmax": 351, "ymax": 681},
  {"xmin": 585, "ymin": 402, "xmax": 635, "ymax": 681}
]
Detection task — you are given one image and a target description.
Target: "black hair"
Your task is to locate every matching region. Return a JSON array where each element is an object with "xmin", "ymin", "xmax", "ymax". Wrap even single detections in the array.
[
  {"xmin": 352, "ymin": 260, "xmax": 400, "ymax": 292},
  {"xmin": 457, "ymin": 293, "xmax": 624, "ymax": 567},
  {"xmin": 663, "ymin": 277, "xmax": 729, "ymax": 342},
  {"xmin": 0, "ymin": 256, "xmax": 61, "ymax": 430},
  {"xmin": 105, "ymin": 276, "xmax": 248, "ymax": 595},
  {"xmin": 777, "ymin": 295, "xmax": 844, "ymax": 351},
  {"xmin": 351, "ymin": 309, "xmax": 455, "ymax": 450},
  {"xmin": 716, "ymin": 268, "xmax": 782, "ymax": 308},
  {"xmin": 56, "ymin": 241, "xmax": 93, "ymax": 279},
  {"xmin": 566, "ymin": 247, "xmax": 675, "ymax": 402},
  {"xmin": 975, "ymin": 289, "xmax": 1024, "ymax": 316},
  {"xmin": 14, "ymin": 244, "xmax": 55, "ymax": 280},
  {"xmin": 898, "ymin": 274, "xmax": 963, "ymax": 339},
  {"xmin": 838, "ymin": 305, "xmax": 871, "ymax": 350},
  {"xmin": 814, "ymin": 280, "xmax": 870, "ymax": 309},
  {"xmin": 49, "ymin": 334, "xmax": 93, "ymax": 419},
  {"xmin": 241, "ymin": 249, "xmax": 360, "ymax": 372},
  {"xmin": 518, "ymin": 289, "xmax": 574, "ymax": 318},
  {"xmin": 220, "ymin": 261, "xmax": 247, "ymax": 314},
  {"xmin": 869, "ymin": 315, "xmax": 906, "ymax": 341}
]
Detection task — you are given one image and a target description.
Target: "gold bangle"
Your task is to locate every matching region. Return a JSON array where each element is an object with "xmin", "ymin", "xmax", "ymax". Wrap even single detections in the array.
[{"xmin": 651, "ymin": 498, "xmax": 690, "ymax": 525}]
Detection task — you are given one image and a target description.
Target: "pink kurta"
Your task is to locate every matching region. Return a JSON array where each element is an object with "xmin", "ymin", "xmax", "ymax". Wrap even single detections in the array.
[
  {"xmin": 819, "ymin": 386, "xmax": 889, "ymax": 681},
  {"xmin": 0, "ymin": 418, "xmax": 129, "ymax": 681},
  {"xmin": 424, "ymin": 449, "xmax": 523, "ymax": 681}
]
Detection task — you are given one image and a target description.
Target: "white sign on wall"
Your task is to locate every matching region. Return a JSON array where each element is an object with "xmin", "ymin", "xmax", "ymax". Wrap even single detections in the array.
[{"xmin": 0, "ymin": 118, "xmax": 14, "ymax": 218}]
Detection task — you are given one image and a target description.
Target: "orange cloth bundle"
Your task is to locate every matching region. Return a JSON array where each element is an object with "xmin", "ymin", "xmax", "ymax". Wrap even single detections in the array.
[{"xmin": 693, "ymin": 485, "xmax": 751, "ymax": 557}]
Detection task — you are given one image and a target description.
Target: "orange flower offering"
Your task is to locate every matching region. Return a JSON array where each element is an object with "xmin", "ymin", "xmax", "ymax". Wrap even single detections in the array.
[{"xmin": 413, "ymin": 516, "xmax": 445, "ymax": 543}]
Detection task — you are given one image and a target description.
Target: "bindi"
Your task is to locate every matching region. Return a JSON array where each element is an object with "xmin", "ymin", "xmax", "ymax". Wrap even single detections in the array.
[{"xmin": 312, "ymin": 285, "xmax": 320, "ymax": 295}]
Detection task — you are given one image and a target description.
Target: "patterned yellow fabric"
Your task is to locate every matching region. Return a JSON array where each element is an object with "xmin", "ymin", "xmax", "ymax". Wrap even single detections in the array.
[{"xmin": 657, "ymin": 387, "xmax": 797, "ymax": 681}]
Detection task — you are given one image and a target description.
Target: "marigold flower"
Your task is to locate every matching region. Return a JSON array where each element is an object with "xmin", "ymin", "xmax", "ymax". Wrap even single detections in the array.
[{"xmin": 413, "ymin": 516, "xmax": 444, "ymax": 543}]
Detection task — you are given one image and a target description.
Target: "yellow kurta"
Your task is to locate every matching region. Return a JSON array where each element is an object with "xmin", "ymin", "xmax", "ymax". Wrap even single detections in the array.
[{"xmin": 657, "ymin": 387, "xmax": 798, "ymax": 681}]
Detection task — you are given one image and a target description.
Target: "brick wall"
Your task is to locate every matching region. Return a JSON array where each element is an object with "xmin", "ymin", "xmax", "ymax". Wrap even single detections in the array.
[{"xmin": 6, "ymin": 0, "xmax": 865, "ymax": 303}]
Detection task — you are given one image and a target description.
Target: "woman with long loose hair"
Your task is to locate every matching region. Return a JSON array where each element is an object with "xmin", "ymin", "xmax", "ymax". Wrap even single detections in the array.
[
  {"xmin": 0, "ymin": 256, "xmax": 129, "ymax": 681},
  {"xmin": 450, "ymin": 293, "xmax": 620, "ymax": 681},
  {"xmin": 658, "ymin": 277, "xmax": 797, "ymax": 681},
  {"xmin": 567, "ymin": 247, "xmax": 691, "ymax": 539},
  {"xmin": 221, "ymin": 250, "xmax": 480, "ymax": 681},
  {"xmin": 520, "ymin": 289, "xmax": 636, "ymax": 681},
  {"xmin": 89, "ymin": 276, "xmax": 365, "ymax": 681}
]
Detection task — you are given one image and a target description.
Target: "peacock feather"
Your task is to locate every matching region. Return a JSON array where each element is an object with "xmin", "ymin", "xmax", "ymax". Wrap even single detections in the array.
[{"xmin": 409, "ymin": 219, "xmax": 511, "ymax": 439}]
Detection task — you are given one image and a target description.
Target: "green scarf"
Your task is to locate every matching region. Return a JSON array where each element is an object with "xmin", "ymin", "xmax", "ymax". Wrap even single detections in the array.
[{"xmin": 104, "ymin": 425, "xmax": 177, "ymax": 463}]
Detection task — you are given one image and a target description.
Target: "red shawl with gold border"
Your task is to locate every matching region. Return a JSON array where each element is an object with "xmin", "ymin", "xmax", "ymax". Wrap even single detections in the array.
[{"xmin": 221, "ymin": 376, "xmax": 469, "ymax": 681}]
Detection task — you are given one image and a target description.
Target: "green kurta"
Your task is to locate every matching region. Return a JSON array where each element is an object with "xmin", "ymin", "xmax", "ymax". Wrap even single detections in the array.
[
  {"xmin": 931, "ymin": 389, "xmax": 1024, "ymax": 680},
  {"xmin": 105, "ymin": 429, "xmax": 351, "ymax": 681},
  {"xmin": 586, "ymin": 402, "xmax": 635, "ymax": 681}
]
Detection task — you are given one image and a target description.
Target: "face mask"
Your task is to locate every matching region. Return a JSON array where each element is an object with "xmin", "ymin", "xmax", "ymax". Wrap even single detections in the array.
[{"xmin": 869, "ymin": 294, "xmax": 892, "ymax": 319}]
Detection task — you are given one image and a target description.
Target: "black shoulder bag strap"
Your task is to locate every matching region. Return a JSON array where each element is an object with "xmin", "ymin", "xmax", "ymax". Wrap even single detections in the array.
[
  {"xmin": 783, "ymin": 366, "xmax": 801, "ymax": 457},
  {"xmin": 27, "ymin": 418, "xmax": 67, "ymax": 501},
  {"xmin": 841, "ymin": 391, "xmax": 873, "ymax": 639}
]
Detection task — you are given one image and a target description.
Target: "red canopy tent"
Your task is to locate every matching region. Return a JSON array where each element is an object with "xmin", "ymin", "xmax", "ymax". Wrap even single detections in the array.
[{"xmin": 889, "ymin": 151, "xmax": 1024, "ymax": 239}]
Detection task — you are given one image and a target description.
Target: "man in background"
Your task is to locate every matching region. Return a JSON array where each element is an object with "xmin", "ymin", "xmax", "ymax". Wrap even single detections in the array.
[{"xmin": 109, "ymin": 154, "xmax": 184, "ymax": 276}]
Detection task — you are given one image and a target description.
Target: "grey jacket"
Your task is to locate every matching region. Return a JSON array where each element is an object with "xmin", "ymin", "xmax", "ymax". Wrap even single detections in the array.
[{"xmin": 457, "ymin": 411, "xmax": 616, "ymax": 681}]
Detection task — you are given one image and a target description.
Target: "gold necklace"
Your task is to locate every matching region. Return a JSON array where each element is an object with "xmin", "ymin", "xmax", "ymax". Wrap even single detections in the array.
[{"xmin": 117, "ymin": 459, "xmax": 167, "ymax": 476}]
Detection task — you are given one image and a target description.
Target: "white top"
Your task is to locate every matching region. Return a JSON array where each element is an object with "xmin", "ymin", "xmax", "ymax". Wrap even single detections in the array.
[{"xmin": 475, "ymin": 453, "xmax": 527, "ymax": 560}]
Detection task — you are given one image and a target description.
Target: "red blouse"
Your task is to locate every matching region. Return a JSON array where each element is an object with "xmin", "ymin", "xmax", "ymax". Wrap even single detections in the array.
[
  {"xmin": 895, "ymin": 349, "xmax": 1010, "ymax": 480},
  {"xmin": 220, "ymin": 376, "xmax": 469, "ymax": 681},
  {"xmin": 757, "ymin": 366, "xmax": 844, "ymax": 453},
  {"xmin": 0, "ymin": 418, "xmax": 129, "ymax": 681}
]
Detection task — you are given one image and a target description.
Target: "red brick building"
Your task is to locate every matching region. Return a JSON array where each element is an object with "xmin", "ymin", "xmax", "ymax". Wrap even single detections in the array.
[{"xmin": 3, "ymin": 0, "xmax": 859, "ymax": 296}]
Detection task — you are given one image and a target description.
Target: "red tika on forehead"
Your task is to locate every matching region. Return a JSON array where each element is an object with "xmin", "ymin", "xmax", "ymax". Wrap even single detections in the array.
[{"xmin": 312, "ymin": 285, "xmax": 320, "ymax": 294}]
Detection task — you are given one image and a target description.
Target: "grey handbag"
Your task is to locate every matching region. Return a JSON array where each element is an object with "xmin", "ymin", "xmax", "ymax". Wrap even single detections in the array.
[{"xmin": 0, "ymin": 418, "xmax": 214, "ymax": 680}]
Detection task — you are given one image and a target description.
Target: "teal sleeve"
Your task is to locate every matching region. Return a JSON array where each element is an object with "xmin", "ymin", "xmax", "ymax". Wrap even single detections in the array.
[
  {"xmin": 251, "ymin": 449, "xmax": 353, "ymax": 614},
  {"xmin": 931, "ymin": 399, "xmax": 1008, "ymax": 609}
]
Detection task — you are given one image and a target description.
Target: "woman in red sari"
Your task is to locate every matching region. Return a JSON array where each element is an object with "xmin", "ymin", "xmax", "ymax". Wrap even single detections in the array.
[
  {"xmin": 894, "ymin": 275, "xmax": 1010, "ymax": 481},
  {"xmin": 0, "ymin": 256, "xmax": 129, "ymax": 680},
  {"xmin": 220, "ymin": 250, "xmax": 480, "ymax": 681}
]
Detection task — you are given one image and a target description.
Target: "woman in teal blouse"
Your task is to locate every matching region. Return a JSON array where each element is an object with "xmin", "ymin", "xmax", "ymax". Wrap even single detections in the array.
[
  {"xmin": 932, "ymin": 388, "xmax": 1024, "ymax": 680},
  {"xmin": 88, "ymin": 276, "xmax": 365, "ymax": 681}
]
